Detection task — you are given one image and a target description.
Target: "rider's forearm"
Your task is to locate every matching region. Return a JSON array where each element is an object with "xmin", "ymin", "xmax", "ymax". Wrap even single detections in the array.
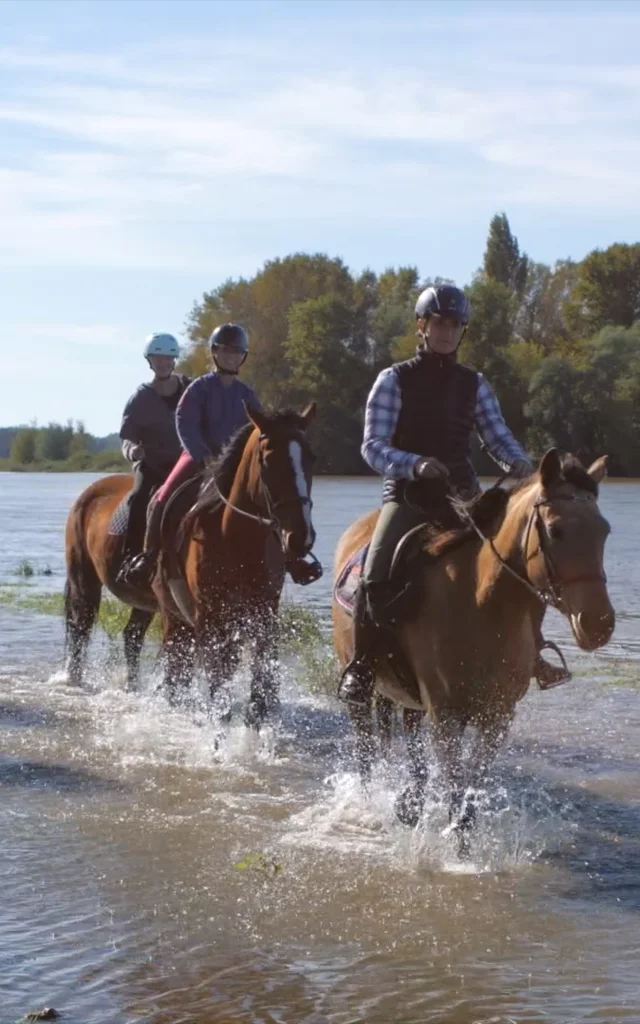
[{"xmin": 361, "ymin": 437, "xmax": 422, "ymax": 479}]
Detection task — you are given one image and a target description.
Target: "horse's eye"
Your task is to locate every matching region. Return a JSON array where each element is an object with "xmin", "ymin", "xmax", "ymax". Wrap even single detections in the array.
[{"xmin": 549, "ymin": 523, "xmax": 564, "ymax": 541}]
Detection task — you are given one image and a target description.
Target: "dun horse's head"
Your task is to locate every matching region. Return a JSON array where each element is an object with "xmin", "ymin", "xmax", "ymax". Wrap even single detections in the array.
[
  {"xmin": 522, "ymin": 448, "xmax": 614, "ymax": 651},
  {"xmin": 245, "ymin": 402, "xmax": 317, "ymax": 559}
]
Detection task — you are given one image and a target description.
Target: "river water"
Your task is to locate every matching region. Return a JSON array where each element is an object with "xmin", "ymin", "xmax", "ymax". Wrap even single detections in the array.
[{"xmin": 1, "ymin": 473, "xmax": 639, "ymax": 1024}]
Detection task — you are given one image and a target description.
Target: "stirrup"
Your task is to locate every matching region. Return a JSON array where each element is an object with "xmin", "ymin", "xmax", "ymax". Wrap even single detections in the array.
[
  {"xmin": 337, "ymin": 660, "xmax": 375, "ymax": 707},
  {"xmin": 536, "ymin": 640, "xmax": 572, "ymax": 690},
  {"xmin": 121, "ymin": 552, "xmax": 156, "ymax": 586}
]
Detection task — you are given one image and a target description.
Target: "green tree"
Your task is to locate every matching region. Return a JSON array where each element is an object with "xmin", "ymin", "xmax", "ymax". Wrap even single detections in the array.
[
  {"xmin": 10, "ymin": 426, "xmax": 37, "ymax": 464},
  {"xmin": 35, "ymin": 421, "xmax": 73, "ymax": 461},
  {"xmin": 483, "ymin": 213, "xmax": 529, "ymax": 298},
  {"xmin": 565, "ymin": 243, "xmax": 640, "ymax": 336},
  {"xmin": 68, "ymin": 421, "xmax": 90, "ymax": 457},
  {"xmin": 516, "ymin": 259, "xmax": 578, "ymax": 350},
  {"xmin": 525, "ymin": 355, "xmax": 589, "ymax": 458},
  {"xmin": 285, "ymin": 295, "xmax": 367, "ymax": 471}
]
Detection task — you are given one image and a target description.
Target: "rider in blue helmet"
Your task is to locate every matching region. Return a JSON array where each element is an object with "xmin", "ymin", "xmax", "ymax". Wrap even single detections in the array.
[
  {"xmin": 116, "ymin": 333, "xmax": 191, "ymax": 582},
  {"xmin": 337, "ymin": 283, "xmax": 570, "ymax": 707}
]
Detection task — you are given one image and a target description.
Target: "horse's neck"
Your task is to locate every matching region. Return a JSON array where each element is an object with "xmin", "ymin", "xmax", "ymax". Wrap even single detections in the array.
[
  {"xmin": 228, "ymin": 445, "xmax": 263, "ymax": 515},
  {"xmin": 476, "ymin": 485, "xmax": 538, "ymax": 607}
]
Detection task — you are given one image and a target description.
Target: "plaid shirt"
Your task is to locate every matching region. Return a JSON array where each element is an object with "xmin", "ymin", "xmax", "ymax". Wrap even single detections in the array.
[{"xmin": 362, "ymin": 366, "xmax": 530, "ymax": 480}]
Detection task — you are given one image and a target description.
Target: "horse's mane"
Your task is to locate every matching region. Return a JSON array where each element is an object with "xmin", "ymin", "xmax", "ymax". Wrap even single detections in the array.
[
  {"xmin": 191, "ymin": 408, "xmax": 309, "ymax": 516},
  {"xmin": 425, "ymin": 453, "xmax": 599, "ymax": 559}
]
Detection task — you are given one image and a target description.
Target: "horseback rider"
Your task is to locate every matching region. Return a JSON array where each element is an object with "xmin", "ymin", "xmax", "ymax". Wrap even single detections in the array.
[
  {"xmin": 337, "ymin": 283, "xmax": 570, "ymax": 707},
  {"xmin": 123, "ymin": 323, "xmax": 322, "ymax": 588},
  {"xmin": 117, "ymin": 332, "xmax": 191, "ymax": 583}
]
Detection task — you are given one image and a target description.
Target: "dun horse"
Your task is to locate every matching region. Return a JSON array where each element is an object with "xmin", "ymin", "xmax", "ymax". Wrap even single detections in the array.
[
  {"xmin": 64, "ymin": 404, "xmax": 317, "ymax": 726},
  {"xmin": 333, "ymin": 449, "xmax": 615, "ymax": 849}
]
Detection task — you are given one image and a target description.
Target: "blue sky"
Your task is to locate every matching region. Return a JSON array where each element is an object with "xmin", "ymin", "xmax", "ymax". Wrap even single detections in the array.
[{"xmin": 2, "ymin": 0, "xmax": 639, "ymax": 435}]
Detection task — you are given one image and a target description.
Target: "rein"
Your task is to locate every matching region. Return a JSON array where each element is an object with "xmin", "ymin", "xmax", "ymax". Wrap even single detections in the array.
[
  {"xmin": 451, "ymin": 489, "xmax": 606, "ymax": 608},
  {"xmin": 200, "ymin": 434, "xmax": 321, "ymax": 580}
]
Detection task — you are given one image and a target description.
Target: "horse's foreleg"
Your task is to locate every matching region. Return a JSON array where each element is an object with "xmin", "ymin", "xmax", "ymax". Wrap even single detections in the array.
[
  {"xmin": 123, "ymin": 607, "xmax": 154, "ymax": 688},
  {"xmin": 375, "ymin": 694, "xmax": 395, "ymax": 757},
  {"xmin": 446, "ymin": 714, "xmax": 512, "ymax": 859},
  {"xmin": 349, "ymin": 701, "xmax": 376, "ymax": 785},
  {"xmin": 245, "ymin": 605, "xmax": 280, "ymax": 730},
  {"xmin": 64, "ymin": 557, "xmax": 102, "ymax": 687},
  {"xmin": 198, "ymin": 614, "xmax": 240, "ymax": 719},
  {"xmin": 395, "ymin": 708, "xmax": 428, "ymax": 827},
  {"xmin": 430, "ymin": 712, "xmax": 471, "ymax": 851},
  {"xmin": 162, "ymin": 613, "xmax": 195, "ymax": 703}
]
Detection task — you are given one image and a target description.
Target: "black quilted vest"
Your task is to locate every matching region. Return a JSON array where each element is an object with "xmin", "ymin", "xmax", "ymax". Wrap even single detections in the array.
[{"xmin": 383, "ymin": 348, "xmax": 480, "ymax": 504}]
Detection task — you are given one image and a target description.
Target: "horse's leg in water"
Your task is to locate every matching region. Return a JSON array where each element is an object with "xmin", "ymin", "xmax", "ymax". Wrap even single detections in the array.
[
  {"xmin": 161, "ymin": 612, "xmax": 195, "ymax": 703},
  {"xmin": 245, "ymin": 604, "xmax": 280, "ymax": 729},
  {"xmin": 430, "ymin": 711, "xmax": 472, "ymax": 853},
  {"xmin": 64, "ymin": 552, "xmax": 102, "ymax": 686},
  {"xmin": 349, "ymin": 699, "xmax": 377, "ymax": 785},
  {"xmin": 375, "ymin": 694, "xmax": 395, "ymax": 757},
  {"xmin": 461, "ymin": 710, "xmax": 513, "ymax": 835},
  {"xmin": 395, "ymin": 709, "xmax": 428, "ymax": 827},
  {"xmin": 123, "ymin": 607, "xmax": 154, "ymax": 689},
  {"xmin": 198, "ymin": 612, "xmax": 241, "ymax": 717}
]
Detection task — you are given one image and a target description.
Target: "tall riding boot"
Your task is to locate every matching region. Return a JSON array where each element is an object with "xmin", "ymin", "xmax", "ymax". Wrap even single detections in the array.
[
  {"xmin": 337, "ymin": 583, "xmax": 378, "ymax": 707},
  {"xmin": 122, "ymin": 499, "xmax": 164, "ymax": 587}
]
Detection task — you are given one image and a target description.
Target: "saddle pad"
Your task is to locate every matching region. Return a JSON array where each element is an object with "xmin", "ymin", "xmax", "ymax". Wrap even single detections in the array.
[
  {"xmin": 333, "ymin": 543, "xmax": 368, "ymax": 616},
  {"xmin": 108, "ymin": 493, "xmax": 131, "ymax": 536}
]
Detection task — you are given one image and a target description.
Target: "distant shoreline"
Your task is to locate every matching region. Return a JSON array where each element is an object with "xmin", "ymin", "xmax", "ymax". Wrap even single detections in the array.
[{"xmin": 0, "ymin": 453, "xmax": 128, "ymax": 474}]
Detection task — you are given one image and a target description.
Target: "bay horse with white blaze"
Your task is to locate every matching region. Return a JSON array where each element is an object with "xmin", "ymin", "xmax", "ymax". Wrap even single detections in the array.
[
  {"xmin": 332, "ymin": 449, "xmax": 615, "ymax": 852},
  {"xmin": 64, "ymin": 404, "xmax": 318, "ymax": 728},
  {"xmin": 149, "ymin": 402, "xmax": 317, "ymax": 726}
]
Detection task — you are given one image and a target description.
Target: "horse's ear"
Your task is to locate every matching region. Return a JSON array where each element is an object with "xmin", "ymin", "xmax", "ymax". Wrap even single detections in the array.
[
  {"xmin": 539, "ymin": 447, "xmax": 562, "ymax": 490},
  {"xmin": 587, "ymin": 454, "xmax": 608, "ymax": 484},
  {"xmin": 245, "ymin": 401, "xmax": 270, "ymax": 434},
  {"xmin": 299, "ymin": 402, "xmax": 316, "ymax": 430}
]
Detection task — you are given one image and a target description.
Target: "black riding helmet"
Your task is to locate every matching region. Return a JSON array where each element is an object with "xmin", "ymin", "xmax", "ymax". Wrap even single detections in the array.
[
  {"xmin": 415, "ymin": 285, "xmax": 470, "ymax": 325},
  {"xmin": 209, "ymin": 323, "xmax": 249, "ymax": 353}
]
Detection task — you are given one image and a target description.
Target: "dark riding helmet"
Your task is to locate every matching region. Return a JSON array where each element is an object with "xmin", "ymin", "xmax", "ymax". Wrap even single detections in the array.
[
  {"xmin": 209, "ymin": 323, "xmax": 249, "ymax": 353},
  {"xmin": 415, "ymin": 285, "xmax": 470, "ymax": 325}
]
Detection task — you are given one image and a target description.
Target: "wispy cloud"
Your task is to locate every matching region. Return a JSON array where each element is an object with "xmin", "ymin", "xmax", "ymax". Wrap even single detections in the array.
[{"xmin": 1, "ymin": 10, "xmax": 639, "ymax": 270}]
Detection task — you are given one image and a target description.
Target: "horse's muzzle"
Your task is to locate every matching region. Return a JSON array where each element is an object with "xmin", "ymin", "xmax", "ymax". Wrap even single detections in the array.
[
  {"xmin": 285, "ymin": 525, "xmax": 316, "ymax": 559},
  {"xmin": 570, "ymin": 607, "xmax": 615, "ymax": 651}
]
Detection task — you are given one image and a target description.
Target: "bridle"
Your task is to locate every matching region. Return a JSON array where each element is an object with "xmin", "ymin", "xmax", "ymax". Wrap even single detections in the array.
[
  {"xmin": 202, "ymin": 430, "xmax": 318, "ymax": 562},
  {"xmin": 453, "ymin": 489, "xmax": 607, "ymax": 609}
]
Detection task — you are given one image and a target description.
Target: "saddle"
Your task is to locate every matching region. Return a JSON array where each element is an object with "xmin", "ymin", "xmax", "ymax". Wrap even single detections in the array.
[{"xmin": 160, "ymin": 473, "xmax": 208, "ymax": 578}]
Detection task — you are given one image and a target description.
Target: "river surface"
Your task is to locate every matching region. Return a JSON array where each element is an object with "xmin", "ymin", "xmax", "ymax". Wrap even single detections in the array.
[{"xmin": 1, "ymin": 473, "xmax": 639, "ymax": 1024}]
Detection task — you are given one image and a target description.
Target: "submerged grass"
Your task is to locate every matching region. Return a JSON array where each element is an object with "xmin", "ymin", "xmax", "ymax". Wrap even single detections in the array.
[{"xmin": 0, "ymin": 584, "xmax": 339, "ymax": 696}]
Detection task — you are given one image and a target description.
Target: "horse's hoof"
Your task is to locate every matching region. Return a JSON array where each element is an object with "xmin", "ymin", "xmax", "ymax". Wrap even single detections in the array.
[{"xmin": 395, "ymin": 785, "xmax": 424, "ymax": 827}]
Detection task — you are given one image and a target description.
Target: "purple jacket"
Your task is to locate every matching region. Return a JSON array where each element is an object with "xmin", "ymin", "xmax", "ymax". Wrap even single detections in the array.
[{"xmin": 176, "ymin": 372, "xmax": 262, "ymax": 462}]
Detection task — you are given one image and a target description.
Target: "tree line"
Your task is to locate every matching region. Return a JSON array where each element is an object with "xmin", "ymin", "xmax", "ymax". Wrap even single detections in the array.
[
  {"xmin": 5, "ymin": 214, "xmax": 640, "ymax": 476},
  {"xmin": 4, "ymin": 421, "xmax": 126, "ymax": 472},
  {"xmin": 180, "ymin": 215, "xmax": 640, "ymax": 477}
]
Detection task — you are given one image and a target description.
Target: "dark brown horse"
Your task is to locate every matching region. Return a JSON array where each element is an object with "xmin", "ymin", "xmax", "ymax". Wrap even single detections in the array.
[
  {"xmin": 64, "ymin": 404, "xmax": 317, "ymax": 727},
  {"xmin": 332, "ymin": 449, "xmax": 615, "ymax": 850},
  {"xmin": 150, "ymin": 403, "xmax": 316, "ymax": 726}
]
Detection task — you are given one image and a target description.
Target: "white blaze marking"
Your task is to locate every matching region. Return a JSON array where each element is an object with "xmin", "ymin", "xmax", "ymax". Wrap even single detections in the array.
[{"xmin": 288, "ymin": 440, "xmax": 313, "ymax": 548}]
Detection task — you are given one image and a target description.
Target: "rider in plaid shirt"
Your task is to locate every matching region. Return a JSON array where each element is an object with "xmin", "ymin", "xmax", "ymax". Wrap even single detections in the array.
[
  {"xmin": 362, "ymin": 366, "xmax": 528, "ymax": 481},
  {"xmin": 338, "ymin": 283, "xmax": 570, "ymax": 707}
]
